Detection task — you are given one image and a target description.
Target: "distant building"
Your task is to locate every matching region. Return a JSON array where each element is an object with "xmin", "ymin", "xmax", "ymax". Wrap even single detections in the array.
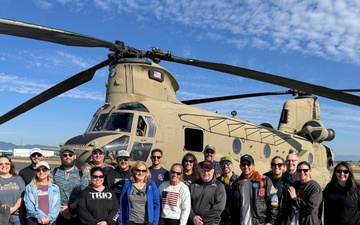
[
  {"xmin": 0, "ymin": 150, "xmax": 13, "ymax": 156},
  {"xmin": 12, "ymin": 148, "xmax": 55, "ymax": 157}
]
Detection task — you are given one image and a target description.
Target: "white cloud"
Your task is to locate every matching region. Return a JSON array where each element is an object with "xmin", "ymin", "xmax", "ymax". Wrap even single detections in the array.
[
  {"xmin": 32, "ymin": 0, "xmax": 53, "ymax": 9},
  {"xmin": 82, "ymin": 0, "xmax": 360, "ymax": 64},
  {"xmin": 0, "ymin": 73, "xmax": 103, "ymax": 100}
]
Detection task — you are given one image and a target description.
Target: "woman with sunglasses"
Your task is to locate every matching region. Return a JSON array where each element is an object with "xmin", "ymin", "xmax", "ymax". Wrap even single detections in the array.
[
  {"xmin": 119, "ymin": 161, "xmax": 160, "ymax": 225},
  {"xmin": 324, "ymin": 161, "xmax": 360, "ymax": 225},
  {"xmin": 78, "ymin": 167, "xmax": 119, "ymax": 225},
  {"xmin": 287, "ymin": 161, "xmax": 322, "ymax": 225},
  {"xmin": 24, "ymin": 161, "xmax": 60, "ymax": 225},
  {"xmin": 0, "ymin": 156, "xmax": 26, "ymax": 225},
  {"xmin": 181, "ymin": 153, "xmax": 200, "ymax": 186},
  {"xmin": 158, "ymin": 163, "xmax": 191, "ymax": 225},
  {"xmin": 263, "ymin": 156, "xmax": 291, "ymax": 225}
]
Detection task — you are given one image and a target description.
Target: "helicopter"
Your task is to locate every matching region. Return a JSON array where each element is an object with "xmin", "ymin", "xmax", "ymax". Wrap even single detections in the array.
[{"xmin": 1, "ymin": 18, "xmax": 360, "ymax": 188}]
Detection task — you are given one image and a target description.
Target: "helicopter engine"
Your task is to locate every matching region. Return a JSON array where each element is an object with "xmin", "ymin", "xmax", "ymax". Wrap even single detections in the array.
[{"xmin": 301, "ymin": 120, "xmax": 335, "ymax": 142}]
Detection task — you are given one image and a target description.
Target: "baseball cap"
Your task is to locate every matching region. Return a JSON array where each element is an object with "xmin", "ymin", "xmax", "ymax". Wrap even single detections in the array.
[
  {"xmin": 35, "ymin": 161, "xmax": 50, "ymax": 170},
  {"xmin": 204, "ymin": 144, "xmax": 216, "ymax": 153},
  {"xmin": 220, "ymin": 156, "xmax": 233, "ymax": 163},
  {"xmin": 240, "ymin": 154, "xmax": 254, "ymax": 164},
  {"xmin": 60, "ymin": 146, "xmax": 75, "ymax": 154},
  {"xmin": 116, "ymin": 150, "xmax": 130, "ymax": 158},
  {"xmin": 199, "ymin": 160, "xmax": 215, "ymax": 169},
  {"xmin": 30, "ymin": 148, "xmax": 43, "ymax": 156},
  {"xmin": 92, "ymin": 147, "xmax": 104, "ymax": 153}
]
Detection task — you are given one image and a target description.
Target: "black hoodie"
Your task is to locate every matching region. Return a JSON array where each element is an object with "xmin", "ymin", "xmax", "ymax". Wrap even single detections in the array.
[{"xmin": 78, "ymin": 185, "xmax": 119, "ymax": 225}]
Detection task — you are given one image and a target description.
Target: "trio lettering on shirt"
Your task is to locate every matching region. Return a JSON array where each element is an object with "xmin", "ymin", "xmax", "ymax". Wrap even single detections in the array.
[{"xmin": 90, "ymin": 192, "xmax": 113, "ymax": 199}]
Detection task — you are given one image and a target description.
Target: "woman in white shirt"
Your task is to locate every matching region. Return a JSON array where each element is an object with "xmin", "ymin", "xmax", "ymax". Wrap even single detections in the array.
[{"xmin": 158, "ymin": 163, "xmax": 191, "ymax": 225}]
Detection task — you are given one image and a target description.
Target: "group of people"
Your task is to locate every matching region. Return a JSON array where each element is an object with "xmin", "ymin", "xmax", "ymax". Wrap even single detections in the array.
[{"xmin": 0, "ymin": 145, "xmax": 360, "ymax": 225}]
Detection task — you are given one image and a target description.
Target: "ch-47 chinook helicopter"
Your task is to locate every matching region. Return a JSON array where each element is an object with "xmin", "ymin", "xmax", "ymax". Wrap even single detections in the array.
[{"xmin": 1, "ymin": 18, "xmax": 360, "ymax": 188}]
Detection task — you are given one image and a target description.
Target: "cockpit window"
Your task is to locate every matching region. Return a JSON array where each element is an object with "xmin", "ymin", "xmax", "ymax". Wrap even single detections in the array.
[
  {"xmin": 105, "ymin": 113, "xmax": 133, "ymax": 132},
  {"xmin": 145, "ymin": 116, "xmax": 156, "ymax": 137},
  {"xmin": 117, "ymin": 102, "xmax": 149, "ymax": 112},
  {"xmin": 136, "ymin": 116, "xmax": 146, "ymax": 136},
  {"xmin": 90, "ymin": 113, "xmax": 109, "ymax": 131}
]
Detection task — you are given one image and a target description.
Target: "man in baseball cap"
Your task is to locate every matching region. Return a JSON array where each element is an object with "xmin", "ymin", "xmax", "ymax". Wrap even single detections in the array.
[
  {"xmin": 203, "ymin": 144, "xmax": 222, "ymax": 178},
  {"xmin": 218, "ymin": 156, "xmax": 238, "ymax": 225},
  {"xmin": 19, "ymin": 148, "xmax": 44, "ymax": 185},
  {"xmin": 231, "ymin": 154, "xmax": 278, "ymax": 225},
  {"xmin": 105, "ymin": 150, "xmax": 132, "ymax": 199},
  {"xmin": 59, "ymin": 146, "xmax": 75, "ymax": 154},
  {"xmin": 189, "ymin": 159, "xmax": 226, "ymax": 225},
  {"xmin": 82, "ymin": 147, "xmax": 114, "ymax": 183}
]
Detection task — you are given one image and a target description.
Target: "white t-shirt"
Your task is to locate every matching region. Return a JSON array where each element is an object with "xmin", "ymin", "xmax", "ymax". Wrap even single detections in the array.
[{"xmin": 241, "ymin": 179, "xmax": 252, "ymax": 225}]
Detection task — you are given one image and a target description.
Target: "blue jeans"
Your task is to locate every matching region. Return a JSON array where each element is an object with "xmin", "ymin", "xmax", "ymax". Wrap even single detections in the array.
[
  {"xmin": 27, "ymin": 217, "xmax": 56, "ymax": 225},
  {"xmin": 10, "ymin": 214, "xmax": 21, "ymax": 225}
]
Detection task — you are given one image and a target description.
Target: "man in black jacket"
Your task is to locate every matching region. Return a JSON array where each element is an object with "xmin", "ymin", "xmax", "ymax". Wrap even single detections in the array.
[
  {"xmin": 189, "ymin": 160, "xmax": 226, "ymax": 225},
  {"xmin": 105, "ymin": 150, "xmax": 131, "ymax": 199},
  {"xmin": 231, "ymin": 154, "xmax": 278, "ymax": 225}
]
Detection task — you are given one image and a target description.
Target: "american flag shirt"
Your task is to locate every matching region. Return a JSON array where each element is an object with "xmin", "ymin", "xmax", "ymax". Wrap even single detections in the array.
[{"xmin": 158, "ymin": 181, "xmax": 191, "ymax": 225}]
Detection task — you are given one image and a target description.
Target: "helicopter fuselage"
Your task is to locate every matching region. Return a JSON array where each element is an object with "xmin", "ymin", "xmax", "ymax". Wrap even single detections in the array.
[{"xmin": 62, "ymin": 58, "xmax": 333, "ymax": 188}]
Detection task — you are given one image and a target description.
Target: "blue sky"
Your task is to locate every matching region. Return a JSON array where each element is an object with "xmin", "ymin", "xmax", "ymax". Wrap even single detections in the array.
[{"xmin": 0, "ymin": 0, "xmax": 359, "ymax": 157}]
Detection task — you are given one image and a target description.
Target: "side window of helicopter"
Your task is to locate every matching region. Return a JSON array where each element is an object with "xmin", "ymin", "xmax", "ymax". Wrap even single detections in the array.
[
  {"xmin": 263, "ymin": 144, "xmax": 271, "ymax": 158},
  {"xmin": 232, "ymin": 138, "xmax": 242, "ymax": 154},
  {"xmin": 105, "ymin": 113, "xmax": 134, "ymax": 132},
  {"xmin": 91, "ymin": 113, "xmax": 109, "ymax": 131},
  {"xmin": 184, "ymin": 128, "xmax": 203, "ymax": 152},
  {"xmin": 145, "ymin": 116, "xmax": 156, "ymax": 137},
  {"xmin": 136, "ymin": 116, "xmax": 146, "ymax": 136}
]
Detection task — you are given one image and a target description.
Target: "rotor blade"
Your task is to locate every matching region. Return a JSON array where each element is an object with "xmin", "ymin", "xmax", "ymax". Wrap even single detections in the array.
[
  {"xmin": 168, "ymin": 56, "xmax": 360, "ymax": 107},
  {"xmin": 182, "ymin": 90, "xmax": 293, "ymax": 105},
  {"xmin": 0, "ymin": 59, "xmax": 111, "ymax": 125},
  {"xmin": 337, "ymin": 89, "xmax": 360, "ymax": 92},
  {"xmin": 182, "ymin": 89, "xmax": 360, "ymax": 105},
  {"xmin": 0, "ymin": 18, "xmax": 116, "ymax": 50}
]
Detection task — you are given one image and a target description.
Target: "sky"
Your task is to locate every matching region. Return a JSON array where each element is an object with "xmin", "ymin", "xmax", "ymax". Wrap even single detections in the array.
[{"xmin": 0, "ymin": 0, "xmax": 360, "ymax": 157}]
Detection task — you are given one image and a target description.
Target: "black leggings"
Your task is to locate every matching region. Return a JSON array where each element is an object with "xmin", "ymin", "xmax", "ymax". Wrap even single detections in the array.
[
  {"xmin": 124, "ymin": 222, "xmax": 153, "ymax": 225},
  {"xmin": 162, "ymin": 218, "xmax": 180, "ymax": 225}
]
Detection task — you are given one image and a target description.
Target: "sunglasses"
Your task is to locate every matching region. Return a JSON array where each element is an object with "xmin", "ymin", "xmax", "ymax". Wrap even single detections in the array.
[
  {"xmin": 0, "ymin": 162, "xmax": 10, "ymax": 166},
  {"xmin": 62, "ymin": 153, "xmax": 74, "ymax": 158},
  {"xmin": 135, "ymin": 169, "xmax": 147, "ymax": 173},
  {"xmin": 151, "ymin": 156, "xmax": 161, "ymax": 160},
  {"xmin": 240, "ymin": 163, "xmax": 252, "ymax": 167},
  {"xmin": 205, "ymin": 151, "xmax": 215, "ymax": 155},
  {"xmin": 336, "ymin": 169, "xmax": 349, "ymax": 174},
  {"xmin": 184, "ymin": 159, "xmax": 194, "ymax": 163},
  {"xmin": 271, "ymin": 163, "xmax": 284, "ymax": 168},
  {"xmin": 93, "ymin": 151, "xmax": 104, "ymax": 155},
  {"xmin": 31, "ymin": 153, "xmax": 42, "ymax": 157},
  {"xmin": 92, "ymin": 175, "xmax": 104, "ymax": 179},
  {"xmin": 36, "ymin": 168, "xmax": 49, "ymax": 172},
  {"xmin": 296, "ymin": 169, "xmax": 309, "ymax": 173},
  {"xmin": 221, "ymin": 161, "xmax": 232, "ymax": 167},
  {"xmin": 171, "ymin": 171, "xmax": 182, "ymax": 176},
  {"xmin": 118, "ymin": 157, "xmax": 129, "ymax": 162}
]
